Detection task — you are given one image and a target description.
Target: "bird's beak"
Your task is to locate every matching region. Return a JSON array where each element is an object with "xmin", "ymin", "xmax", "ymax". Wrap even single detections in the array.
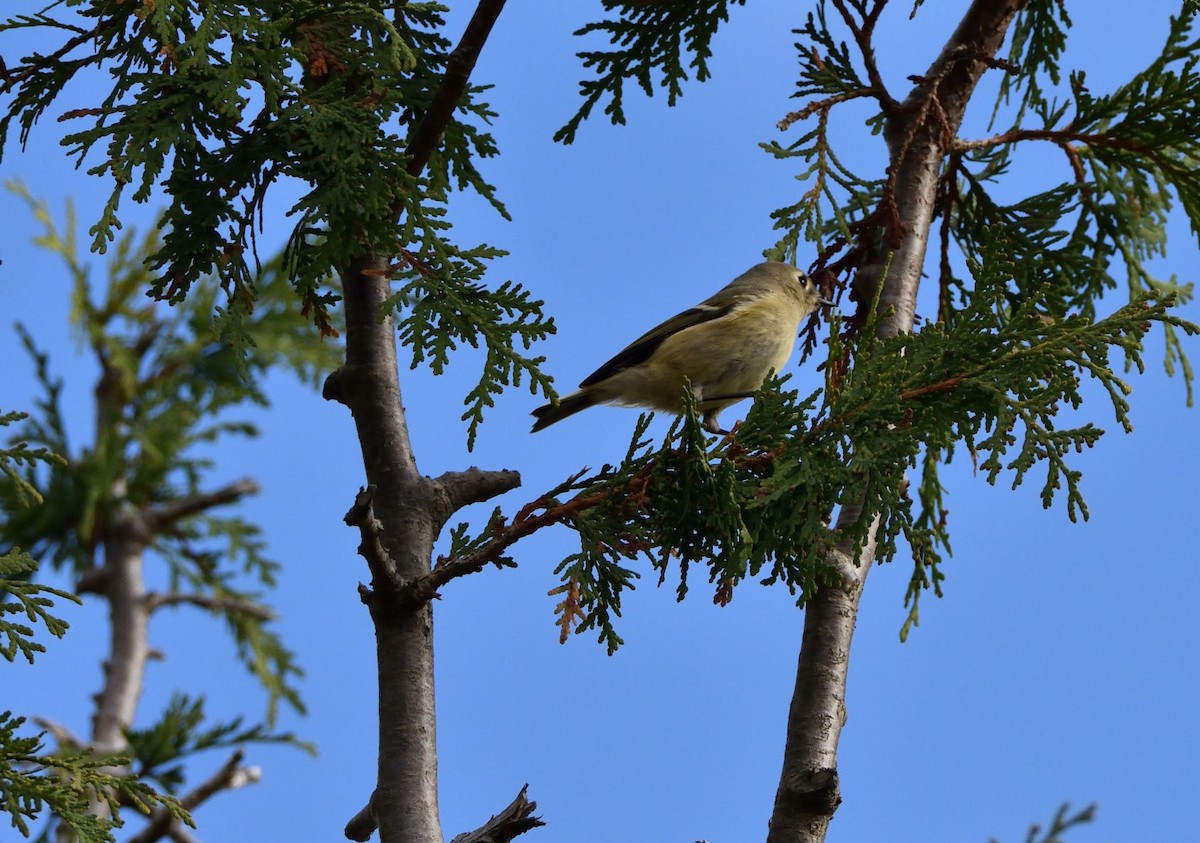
[{"xmin": 818, "ymin": 296, "xmax": 836, "ymax": 308}]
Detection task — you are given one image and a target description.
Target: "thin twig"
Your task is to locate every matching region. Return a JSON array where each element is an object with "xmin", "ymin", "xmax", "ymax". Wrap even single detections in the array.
[
  {"xmin": 32, "ymin": 717, "xmax": 83, "ymax": 750},
  {"xmin": 954, "ymin": 126, "xmax": 1156, "ymax": 159},
  {"xmin": 126, "ymin": 749, "xmax": 260, "ymax": 843},
  {"xmin": 144, "ymin": 479, "xmax": 260, "ymax": 530},
  {"xmin": 0, "ymin": 17, "xmax": 116, "ymax": 94},
  {"xmin": 144, "ymin": 592, "xmax": 278, "ymax": 621},
  {"xmin": 830, "ymin": 0, "xmax": 896, "ymax": 113},
  {"xmin": 778, "ymin": 88, "xmax": 878, "ymax": 132},
  {"xmin": 401, "ymin": 482, "xmax": 617, "ymax": 605}
]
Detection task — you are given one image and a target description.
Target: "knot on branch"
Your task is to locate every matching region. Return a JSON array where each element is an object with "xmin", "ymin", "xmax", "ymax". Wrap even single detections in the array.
[
  {"xmin": 345, "ymin": 784, "xmax": 542, "ymax": 843},
  {"xmin": 781, "ymin": 767, "xmax": 841, "ymax": 815},
  {"xmin": 322, "ymin": 368, "xmax": 347, "ymax": 404}
]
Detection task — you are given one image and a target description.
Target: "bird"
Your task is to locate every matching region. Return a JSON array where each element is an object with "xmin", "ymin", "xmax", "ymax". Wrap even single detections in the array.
[{"xmin": 531, "ymin": 261, "xmax": 832, "ymax": 435}]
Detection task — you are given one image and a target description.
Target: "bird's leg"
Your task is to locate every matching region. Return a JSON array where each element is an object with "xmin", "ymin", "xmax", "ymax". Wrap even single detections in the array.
[
  {"xmin": 700, "ymin": 389, "xmax": 764, "ymax": 435},
  {"xmin": 691, "ymin": 384, "xmax": 728, "ymax": 435},
  {"xmin": 701, "ymin": 410, "xmax": 727, "ymax": 435}
]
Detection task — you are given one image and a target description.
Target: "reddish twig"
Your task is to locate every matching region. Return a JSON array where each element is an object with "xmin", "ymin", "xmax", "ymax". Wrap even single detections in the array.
[
  {"xmin": 778, "ymin": 88, "xmax": 879, "ymax": 132},
  {"xmin": 830, "ymin": 0, "xmax": 897, "ymax": 114},
  {"xmin": 401, "ymin": 476, "xmax": 625, "ymax": 605}
]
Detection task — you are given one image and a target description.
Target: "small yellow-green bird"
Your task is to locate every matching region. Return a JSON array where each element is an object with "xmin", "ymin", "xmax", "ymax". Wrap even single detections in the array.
[{"xmin": 531, "ymin": 261, "xmax": 832, "ymax": 434}]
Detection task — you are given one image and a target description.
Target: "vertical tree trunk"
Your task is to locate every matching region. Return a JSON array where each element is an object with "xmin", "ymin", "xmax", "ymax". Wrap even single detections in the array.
[
  {"xmin": 337, "ymin": 262, "xmax": 445, "ymax": 843},
  {"xmin": 767, "ymin": 2, "xmax": 1023, "ymax": 840},
  {"xmin": 91, "ymin": 521, "xmax": 150, "ymax": 753},
  {"xmin": 331, "ymin": 4, "xmax": 514, "ymax": 839}
]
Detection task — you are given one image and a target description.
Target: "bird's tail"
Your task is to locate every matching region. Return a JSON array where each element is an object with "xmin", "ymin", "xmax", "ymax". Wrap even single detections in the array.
[{"xmin": 530, "ymin": 391, "xmax": 597, "ymax": 432}]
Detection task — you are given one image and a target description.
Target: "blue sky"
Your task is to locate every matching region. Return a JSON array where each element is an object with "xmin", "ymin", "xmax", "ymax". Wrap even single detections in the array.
[{"xmin": 3, "ymin": 3, "xmax": 1199, "ymax": 842}]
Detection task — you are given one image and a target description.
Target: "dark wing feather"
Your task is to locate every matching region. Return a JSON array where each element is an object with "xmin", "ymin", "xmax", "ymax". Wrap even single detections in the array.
[{"xmin": 578, "ymin": 299, "xmax": 737, "ymax": 387}]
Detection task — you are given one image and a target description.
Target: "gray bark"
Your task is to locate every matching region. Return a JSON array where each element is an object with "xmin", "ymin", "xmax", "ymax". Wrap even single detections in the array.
[
  {"xmin": 78, "ymin": 476, "xmax": 259, "ymax": 836},
  {"xmin": 91, "ymin": 514, "xmax": 150, "ymax": 754},
  {"xmin": 333, "ymin": 262, "xmax": 445, "ymax": 843},
  {"xmin": 333, "ymin": 264, "xmax": 524, "ymax": 843},
  {"xmin": 328, "ymin": 3, "xmax": 534, "ymax": 841},
  {"xmin": 766, "ymin": 2, "xmax": 1023, "ymax": 841}
]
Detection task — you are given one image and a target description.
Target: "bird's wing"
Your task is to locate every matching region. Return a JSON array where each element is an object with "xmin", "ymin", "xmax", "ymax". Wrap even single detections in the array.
[{"xmin": 578, "ymin": 298, "xmax": 737, "ymax": 387}]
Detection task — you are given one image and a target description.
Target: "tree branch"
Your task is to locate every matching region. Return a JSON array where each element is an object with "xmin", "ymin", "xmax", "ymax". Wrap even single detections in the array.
[
  {"xmin": 402, "ymin": 0, "xmax": 509, "ymax": 180},
  {"xmin": 434, "ymin": 467, "xmax": 522, "ymax": 518},
  {"xmin": 328, "ymin": 0, "xmax": 514, "ymax": 837},
  {"xmin": 777, "ymin": 88, "xmax": 880, "ymax": 132},
  {"xmin": 336, "ymin": 252, "xmax": 442, "ymax": 843},
  {"xmin": 166, "ymin": 827, "xmax": 201, "ymax": 843},
  {"xmin": 953, "ymin": 126, "xmax": 1170, "ymax": 186},
  {"xmin": 342, "ymin": 485, "xmax": 397, "ymax": 592},
  {"xmin": 143, "ymin": 478, "xmax": 260, "ymax": 531},
  {"xmin": 0, "ymin": 16, "xmax": 117, "ymax": 94},
  {"xmin": 450, "ymin": 785, "xmax": 544, "ymax": 843},
  {"xmin": 349, "ymin": 784, "xmax": 544, "ymax": 843},
  {"xmin": 32, "ymin": 716, "xmax": 83, "ymax": 750},
  {"xmin": 126, "ymin": 749, "xmax": 260, "ymax": 843},
  {"xmin": 402, "ymin": 470, "xmax": 631, "ymax": 606},
  {"xmin": 144, "ymin": 591, "xmax": 278, "ymax": 621},
  {"xmin": 344, "ymin": 796, "xmax": 378, "ymax": 842},
  {"xmin": 90, "ymin": 516, "xmax": 150, "ymax": 757},
  {"xmin": 75, "ymin": 565, "xmax": 111, "ymax": 595}
]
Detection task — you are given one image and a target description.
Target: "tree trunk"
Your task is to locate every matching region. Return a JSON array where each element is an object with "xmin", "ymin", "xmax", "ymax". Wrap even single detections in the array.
[
  {"xmin": 329, "ymin": 4, "xmax": 518, "ymax": 839},
  {"xmin": 767, "ymin": 2, "xmax": 1023, "ymax": 840},
  {"xmin": 91, "ymin": 518, "xmax": 150, "ymax": 753},
  {"xmin": 336, "ymin": 262, "xmax": 446, "ymax": 843}
]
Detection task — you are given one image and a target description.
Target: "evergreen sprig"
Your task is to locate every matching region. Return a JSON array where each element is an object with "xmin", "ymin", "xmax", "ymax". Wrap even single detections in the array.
[
  {"xmin": 555, "ymin": 0, "xmax": 747, "ymax": 144},
  {"xmin": 991, "ymin": 0, "xmax": 1072, "ymax": 121},
  {"xmin": 791, "ymin": 4, "xmax": 868, "ymax": 102},
  {"xmin": 763, "ymin": 2, "xmax": 886, "ymax": 262},
  {"xmin": 946, "ymin": 10, "xmax": 1200, "ymax": 402},
  {"xmin": 157, "ymin": 512, "xmax": 305, "ymax": 723},
  {"xmin": 1, "ymin": 418, "xmax": 184, "ymax": 842},
  {"xmin": 0, "ymin": 412, "xmax": 75, "ymax": 666},
  {"xmin": 387, "ymin": 233, "xmax": 555, "ymax": 452},
  {"xmin": 0, "ymin": 550, "xmax": 78, "ymax": 665},
  {"xmin": 1, "ymin": 711, "xmax": 191, "ymax": 842},
  {"xmin": 0, "ymin": 412, "xmax": 65, "ymax": 511},
  {"xmin": 762, "ymin": 4, "xmax": 1199, "ymax": 409}
]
